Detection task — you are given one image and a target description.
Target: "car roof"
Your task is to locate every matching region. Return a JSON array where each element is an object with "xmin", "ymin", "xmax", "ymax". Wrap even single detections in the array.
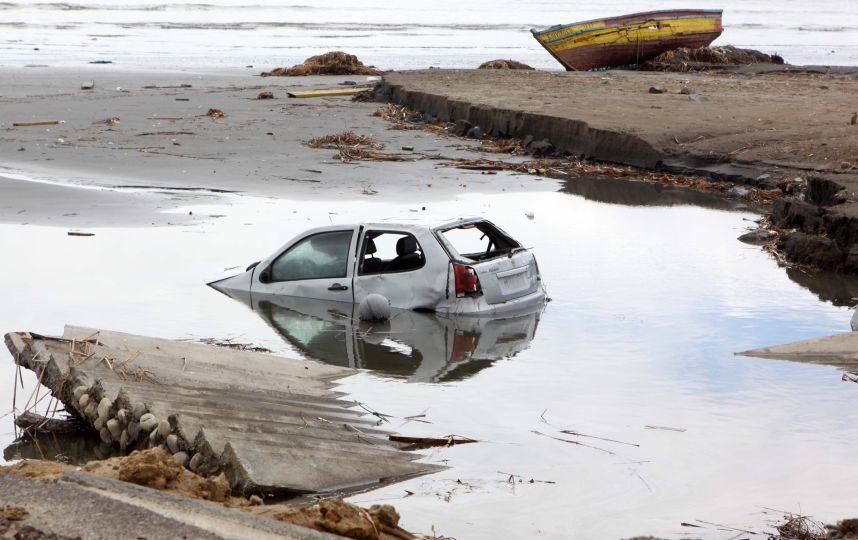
[{"xmin": 306, "ymin": 217, "xmax": 487, "ymax": 233}]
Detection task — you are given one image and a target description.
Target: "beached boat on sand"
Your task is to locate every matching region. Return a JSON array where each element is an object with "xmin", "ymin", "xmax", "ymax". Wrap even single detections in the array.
[{"xmin": 531, "ymin": 9, "xmax": 723, "ymax": 71}]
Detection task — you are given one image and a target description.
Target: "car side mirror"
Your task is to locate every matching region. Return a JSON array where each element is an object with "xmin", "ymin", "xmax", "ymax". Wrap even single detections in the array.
[{"xmin": 258, "ymin": 268, "xmax": 271, "ymax": 284}]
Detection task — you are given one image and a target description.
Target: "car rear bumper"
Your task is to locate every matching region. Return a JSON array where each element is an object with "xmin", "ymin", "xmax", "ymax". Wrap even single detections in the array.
[{"xmin": 437, "ymin": 285, "xmax": 547, "ymax": 317}]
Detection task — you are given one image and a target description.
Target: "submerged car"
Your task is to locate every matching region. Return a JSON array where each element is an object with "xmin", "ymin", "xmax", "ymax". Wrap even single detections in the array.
[{"xmin": 209, "ymin": 217, "xmax": 546, "ymax": 315}]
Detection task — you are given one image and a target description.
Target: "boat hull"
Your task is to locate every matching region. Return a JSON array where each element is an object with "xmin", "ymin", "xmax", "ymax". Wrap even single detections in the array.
[{"xmin": 532, "ymin": 9, "xmax": 723, "ymax": 71}]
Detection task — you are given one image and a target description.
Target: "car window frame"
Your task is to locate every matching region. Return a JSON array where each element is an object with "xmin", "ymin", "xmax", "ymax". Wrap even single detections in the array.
[
  {"xmin": 265, "ymin": 229, "xmax": 355, "ymax": 283},
  {"xmin": 357, "ymin": 229, "xmax": 427, "ymax": 276}
]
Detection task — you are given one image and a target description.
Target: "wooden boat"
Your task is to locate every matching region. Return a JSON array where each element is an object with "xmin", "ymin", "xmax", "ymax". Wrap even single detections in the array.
[{"xmin": 531, "ymin": 9, "xmax": 723, "ymax": 71}]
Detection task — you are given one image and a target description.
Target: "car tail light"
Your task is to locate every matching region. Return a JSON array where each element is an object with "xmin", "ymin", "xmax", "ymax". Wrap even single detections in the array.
[
  {"xmin": 450, "ymin": 331, "xmax": 478, "ymax": 362},
  {"xmin": 453, "ymin": 263, "xmax": 482, "ymax": 297}
]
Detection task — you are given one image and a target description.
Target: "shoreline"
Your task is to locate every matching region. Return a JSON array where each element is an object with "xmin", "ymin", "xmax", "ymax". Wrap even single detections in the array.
[{"xmin": 377, "ymin": 65, "xmax": 858, "ymax": 274}]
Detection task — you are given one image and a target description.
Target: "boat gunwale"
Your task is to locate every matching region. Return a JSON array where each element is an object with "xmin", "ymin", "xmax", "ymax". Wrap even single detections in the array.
[
  {"xmin": 538, "ymin": 15, "xmax": 724, "ymax": 45},
  {"xmin": 530, "ymin": 8, "xmax": 723, "ymax": 38}
]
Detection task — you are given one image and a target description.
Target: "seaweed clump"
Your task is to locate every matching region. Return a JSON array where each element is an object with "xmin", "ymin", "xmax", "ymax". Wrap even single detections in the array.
[{"xmin": 261, "ymin": 51, "xmax": 383, "ymax": 76}]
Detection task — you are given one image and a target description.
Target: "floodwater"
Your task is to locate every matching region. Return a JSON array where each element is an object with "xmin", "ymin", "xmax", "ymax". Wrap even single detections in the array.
[
  {"xmin": 3, "ymin": 177, "xmax": 858, "ymax": 538},
  {"xmin": 1, "ymin": 0, "xmax": 857, "ymax": 69}
]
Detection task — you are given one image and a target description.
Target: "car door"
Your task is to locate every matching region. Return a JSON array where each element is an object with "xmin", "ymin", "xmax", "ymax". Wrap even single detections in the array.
[
  {"xmin": 351, "ymin": 228, "xmax": 448, "ymax": 310},
  {"xmin": 252, "ymin": 227, "xmax": 358, "ymax": 302}
]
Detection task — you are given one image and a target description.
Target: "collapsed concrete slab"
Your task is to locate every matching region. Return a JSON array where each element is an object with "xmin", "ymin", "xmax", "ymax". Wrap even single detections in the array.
[
  {"xmin": 738, "ymin": 331, "xmax": 858, "ymax": 369},
  {"xmin": 5, "ymin": 326, "xmax": 442, "ymax": 496}
]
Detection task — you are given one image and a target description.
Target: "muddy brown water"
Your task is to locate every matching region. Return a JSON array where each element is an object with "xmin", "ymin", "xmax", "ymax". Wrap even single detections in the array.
[{"xmin": 3, "ymin": 176, "xmax": 858, "ymax": 539}]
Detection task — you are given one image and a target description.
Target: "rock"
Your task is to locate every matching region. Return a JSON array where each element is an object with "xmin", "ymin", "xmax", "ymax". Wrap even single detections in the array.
[
  {"xmin": 78, "ymin": 393, "xmax": 90, "ymax": 409},
  {"xmin": 157, "ymin": 419, "xmax": 171, "ymax": 438},
  {"xmin": 841, "ymin": 162, "xmax": 853, "ymax": 170},
  {"xmin": 189, "ymin": 453, "xmax": 203, "ymax": 473},
  {"xmin": 738, "ymin": 229, "xmax": 776, "ymax": 245},
  {"xmin": 688, "ymin": 94, "xmax": 711, "ymax": 103},
  {"xmin": 401, "ymin": 145, "xmax": 414, "ymax": 151},
  {"xmin": 851, "ymin": 112, "xmax": 857, "ymax": 125},
  {"xmin": 358, "ymin": 294, "xmax": 391, "ymax": 322},
  {"xmin": 116, "ymin": 408, "xmax": 127, "ymax": 426},
  {"xmin": 529, "ymin": 139, "xmax": 554, "ymax": 157},
  {"xmin": 679, "ymin": 86, "xmax": 692, "ymax": 95},
  {"xmin": 99, "ymin": 427, "xmax": 112, "ymax": 444},
  {"xmin": 149, "ymin": 429, "xmax": 159, "ymax": 447},
  {"xmin": 81, "ymin": 81, "xmax": 94, "ymax": 90},
  {"xmin": 73, "ymin": 385, "xmax": 88, "ymax": 401},
  {"xmin": 454, "ymin": 119, "xmax": 473, "ymax": 135},
  {"xmin": 84, "ymin": 401, "xmax": 98, "ymax": 420},
  {"xmin": 249, "ymin": 494, "xmax": 263, "ymax": 506},
  {"xmin": 466, "ymin": 125, "xmax": 482, "ymax": 138},
  {"xmin": 94, "ymin": 417, "xmax": 104, "ymax": 431},
  {"xmin": 139, "ymin": 413, "xmax": 157, "ymax": 432},
  {"xmin": 132, "ymin": 403, "xmax": 146, "ymax": 421},
  {"xmin": 256, "ymin": 91, "xmax": 274, "ymax": 99},
  {"xmin": 97, "ymin": 397, "xmax": 112, "ymax": 420},
  {"xmin": 127, "ymin": 421, "xmax": 140, "ymax": 441},
  {"xmin": 166, "ymin": 434, "xmax": 179, "ymax": 453},
  {"xmin": 107, "ymin": 418, "xmax": 122, "ymax": 440},
  {"xmin": 120, "ymin": 430, "xmax": 129, "ymax": 449},
  {"xmin": 851, "ymin": 310, "xmax": 858, "ymax": 332},
  {"xmin": 172, "ymin": 451, "xmax": 190, "ymax": 468},
  {"xmin": 648, "ymin": 86, "xmax": 667, "ymax": 94}
]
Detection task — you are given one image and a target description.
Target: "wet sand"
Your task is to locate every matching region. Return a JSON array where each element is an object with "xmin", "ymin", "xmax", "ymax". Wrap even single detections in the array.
[
  {"xmin": 380, "ymin": 66, "xmax": 858, "ymax": 273},
  {"xmin": 0, "ymin": 66, "xmax": 541, "ymax": 228}
]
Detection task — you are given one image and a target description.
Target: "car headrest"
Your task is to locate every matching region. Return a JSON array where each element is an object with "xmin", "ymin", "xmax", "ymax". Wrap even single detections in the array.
[
  {"xmin": 396, "ymin": 235, "xmax": 418, "ymax": 255},
  {"xmin": 365, "ymin": 238, "xmax": 377, "ymax": 255}
]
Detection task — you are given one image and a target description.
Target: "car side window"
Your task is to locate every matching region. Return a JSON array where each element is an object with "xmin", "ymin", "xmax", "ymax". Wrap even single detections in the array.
[
  {"xmin": 270, "ymin": 230, "xmax": 352, "ymax": 281},
  {"xmin": 360, "ymin": 231, "xmax": 424, "ymax": 274}
]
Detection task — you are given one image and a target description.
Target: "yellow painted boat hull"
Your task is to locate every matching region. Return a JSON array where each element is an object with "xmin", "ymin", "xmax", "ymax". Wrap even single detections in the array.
[{"xmin": 532, "ymin": 9, "xmax": 723, "ymax": 71}]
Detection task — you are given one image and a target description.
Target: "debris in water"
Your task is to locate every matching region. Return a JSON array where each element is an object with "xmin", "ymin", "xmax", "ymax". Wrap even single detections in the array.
[
  {"xmin": 261, "ymin": 51, "xmax": 383, "ymax": 77},
  {"xmin": 256, "ymin": 91, "xmax": 274, "ymax": 100},
  {"xmin": 388, "ymin": 434, "xmax": 478, "ymax": 449},
  {"xmin": 478, "ymin": 59, "xmax": 534, "ymax": 70},
  {"xmin": 205, "ymin": 108, "xmax": 225, "ymax": 118},
  {"xmin": 196, "ymin": 337, "xmax": 272, "ymax": 353},
  {"xmin": 644, "ymin": 425, "xmax": 686, "ymax": 432}
]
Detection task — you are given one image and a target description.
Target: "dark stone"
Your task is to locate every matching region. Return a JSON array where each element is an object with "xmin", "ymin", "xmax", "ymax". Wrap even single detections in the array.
[
  {"xmin": 529, "ymin": 139, "xmax": 554, "ymax": 157},
  {"xmin": 648, "ymin": 86, "xmax": 667, "ymax": 94},
  {"xmin": 778, "ymin": 232, "xmax": 844, "ymax": 270},
  {"xmin": 466, "ymin": 125, "xmax": 482, "ymax": 138},
  {"xmin": 454, "ymin": 119, "xmax": 473, "ymax": 135},
  {"xmin": 679, "ymin": 87, "xmax": 693, "ymax": 95},
  {"xmin": 737, "ymin": 229, "xmax": 776, "ymax": 245}
]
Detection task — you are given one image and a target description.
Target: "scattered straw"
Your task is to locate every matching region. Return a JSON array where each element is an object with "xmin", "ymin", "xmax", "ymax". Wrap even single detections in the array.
[{"xmin": 305, "ymin": 130, "xmax": 382, "ymax": 150}]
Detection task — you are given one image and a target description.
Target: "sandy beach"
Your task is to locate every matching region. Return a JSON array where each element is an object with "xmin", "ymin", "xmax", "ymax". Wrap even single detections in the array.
[{"xmin": 0, "ymin": 66, "xmax": 549, "ymax": 231}]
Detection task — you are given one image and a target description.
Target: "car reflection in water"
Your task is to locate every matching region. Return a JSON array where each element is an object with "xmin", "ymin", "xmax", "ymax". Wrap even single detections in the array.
[{"xmin": 221, "ymin": 290, "xmax": 542, "ymax": 383}]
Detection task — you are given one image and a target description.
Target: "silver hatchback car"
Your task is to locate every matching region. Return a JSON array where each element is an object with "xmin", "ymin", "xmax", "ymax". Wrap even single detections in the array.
[{"xmin": 209, "ymin": 217, "xmax": 546, "ymax": 316}]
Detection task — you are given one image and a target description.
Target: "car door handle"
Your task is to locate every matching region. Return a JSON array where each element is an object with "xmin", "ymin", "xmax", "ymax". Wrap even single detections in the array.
[{"xmin": 328, "ymin": 283, "xmax": 349, "ymax": 291}]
